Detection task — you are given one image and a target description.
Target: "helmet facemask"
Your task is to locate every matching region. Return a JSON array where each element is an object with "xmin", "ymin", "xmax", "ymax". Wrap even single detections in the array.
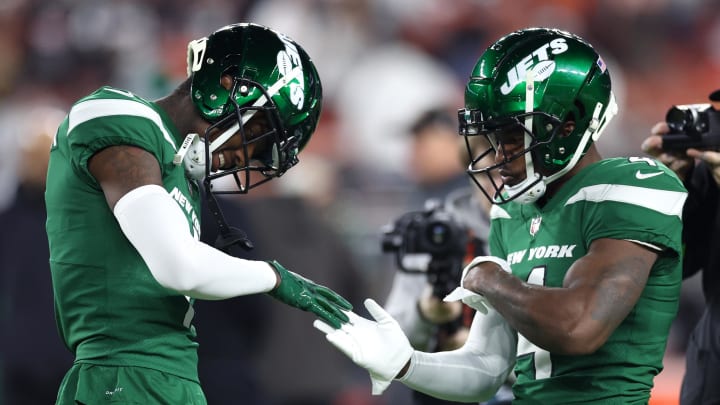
[
  {"xmin": 201, "ymin": 76, "xmax": 299, "ymax": 195},
  {"xmin": 460, "ymin": 106, "xmax": 564, "ymax": 204}
]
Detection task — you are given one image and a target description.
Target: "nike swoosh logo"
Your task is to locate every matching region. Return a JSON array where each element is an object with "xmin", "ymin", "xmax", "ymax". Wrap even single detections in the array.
[
  {"xmin": 635, "ymin": 170, "xmax": 664, "ymax": 180},
  {"xmin": 105, "ymin": 88, "xmax": 135, "ymax": 98}
]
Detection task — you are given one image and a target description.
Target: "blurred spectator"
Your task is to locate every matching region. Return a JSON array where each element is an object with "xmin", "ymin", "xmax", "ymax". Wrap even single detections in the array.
[
  {"xmin": 0, "ymin": 104, "xmax": 72, "ymax": 403},
  {"xmin": 328, "ymin": 43, "xmax": 464, "ymax": 306},
  {"xmin": 333, "ymin": 43, "xmax": 461, "ymax": 176},
  {"xmin": 248, "ymin": 0, "xmax": 378, "ymax": 104},
  {"xmin": 405, "ymin": 109, "xmax": 468, "ymax": 207}
]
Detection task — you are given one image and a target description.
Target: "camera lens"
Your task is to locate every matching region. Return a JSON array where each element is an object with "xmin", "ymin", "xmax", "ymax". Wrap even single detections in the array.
[
  {"xmin": 427, "ymin": 223, "xmax": 451, "ymax": 246},
  {"xmin": 666, "ymin": 106, "xmax": 694, "ymax": 132}
]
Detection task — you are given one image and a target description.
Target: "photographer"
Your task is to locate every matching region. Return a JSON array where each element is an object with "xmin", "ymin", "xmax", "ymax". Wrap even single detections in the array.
[
  {"xmin": 382, "ymin": 193, "xmax": 486, "ymax": 353},
  {"xmin": 381, "ymin": 113, "xmax": 511, "ymax": 405},
  {"xmin": 641, "ymin": 89, "xmax": 720, "ymax": 405},
  {"xmin": 382, "ymin": 193, "xmax": 507, "ymax": 405},
  {"xmin": 382, "ymin": 109, "xmax": 481, "ymax": 356}
]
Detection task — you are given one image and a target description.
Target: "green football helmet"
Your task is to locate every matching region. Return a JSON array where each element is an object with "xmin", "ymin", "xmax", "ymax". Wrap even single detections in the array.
[
  {"xmin": 458, "ymin": 27, "xmax": 617, "ymax": 204},
  {"xmin": 179, "ymin": 23, "xmax": 322, "ymax": 252},
  {"xmin": 183, "ymin": 22, "xmax": 322, "ymax": 193}
]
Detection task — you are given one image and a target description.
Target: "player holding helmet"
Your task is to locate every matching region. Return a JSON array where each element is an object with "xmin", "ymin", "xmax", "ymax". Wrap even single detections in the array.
[
  {"xmin": 316, "ymin": 27, "xmax": 687, "ymax": 404},
  {"xmin": 46, "ymin": 23, "xmax": 351, "ymax": 404}
]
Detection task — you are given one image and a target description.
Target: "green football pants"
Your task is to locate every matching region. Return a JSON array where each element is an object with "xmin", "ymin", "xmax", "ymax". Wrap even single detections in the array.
[{"xmin": 56, "ymin": 363, "xmax": 207, "ymax": 404}]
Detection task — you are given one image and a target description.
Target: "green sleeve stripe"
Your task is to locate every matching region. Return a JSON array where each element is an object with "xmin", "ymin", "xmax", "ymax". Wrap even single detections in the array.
[
  {"xmin": 68, "ymin": 98, "xmax": 177, "ymax": 150},
  {"xmin": 565, "ymin": 184, "xmax": 687, "ymax": 217}
]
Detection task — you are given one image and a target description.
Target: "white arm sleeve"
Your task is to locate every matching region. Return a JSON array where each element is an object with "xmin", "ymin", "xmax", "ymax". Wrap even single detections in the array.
[
  {"xmin": 398, "ymin": 309, "xmax": 517, "ymax": 403},
  {"xmin": 113, "ymin": 184, "xmax": 278, "ymax": 300}
]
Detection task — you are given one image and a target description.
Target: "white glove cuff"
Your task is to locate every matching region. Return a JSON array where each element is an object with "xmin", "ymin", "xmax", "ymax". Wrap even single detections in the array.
[
  {"xmin": 461, "ymin": 256, "xmax": 512, "ymax": 289},
  {"xmin": 443, "ymin": 256, "xmax": 512, "ymax": 314}
]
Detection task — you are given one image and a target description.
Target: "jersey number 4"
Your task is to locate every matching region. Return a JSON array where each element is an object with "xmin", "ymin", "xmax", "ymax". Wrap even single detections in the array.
[{"xmin": 516, "ymin": 265, "xmax": 552, "ymax": 379}]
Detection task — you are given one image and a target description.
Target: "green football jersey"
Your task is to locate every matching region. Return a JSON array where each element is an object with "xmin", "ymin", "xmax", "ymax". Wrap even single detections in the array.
[
  {"xmin": 46, "ymin": 87, "xmax": 202, "ymax": 382},
  {"xmin": 488, "ymin": 157, "xmax": 687, "ymax": 404}
]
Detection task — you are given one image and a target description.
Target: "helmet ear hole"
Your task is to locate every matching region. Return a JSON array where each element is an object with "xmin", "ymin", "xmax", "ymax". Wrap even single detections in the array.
[
  {"xmin": 560, "ymin": 121, "xmax": 575, "ymax": 138},
  {"xmin": 220, "ymin": 74, "xmax": 234, "ymax": 91}
]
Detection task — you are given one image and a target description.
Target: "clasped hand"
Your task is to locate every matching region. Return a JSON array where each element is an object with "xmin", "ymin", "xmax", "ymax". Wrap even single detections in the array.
[
  {"xmin": 313, "ymin": 298, "xmax": 414, "ymax": 395},
  {"xmin": 267, "ymin": 260, "xmax": 352, "ymax": 329}
]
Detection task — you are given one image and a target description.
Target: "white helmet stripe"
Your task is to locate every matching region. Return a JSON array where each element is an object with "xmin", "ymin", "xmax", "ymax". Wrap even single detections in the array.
[{"xmin": 523, "ymin": 69, "xmax": 539, "ymax": 182}]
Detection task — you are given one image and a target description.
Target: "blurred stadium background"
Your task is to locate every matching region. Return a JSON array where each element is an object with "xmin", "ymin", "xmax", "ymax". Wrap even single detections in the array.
[{"xmin": 1, "ymin": 0, "xmax": 717, "ymax": 404}]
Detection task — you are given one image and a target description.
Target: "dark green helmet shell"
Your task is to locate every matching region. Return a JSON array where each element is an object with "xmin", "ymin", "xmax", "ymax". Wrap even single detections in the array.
[
  {"xmin": 464, "ymin": 27, "xmax": 612, "ymax": 173},
  {"xmin": 187, "ymin": 23, "xmax": 322, "ymax": 152}
]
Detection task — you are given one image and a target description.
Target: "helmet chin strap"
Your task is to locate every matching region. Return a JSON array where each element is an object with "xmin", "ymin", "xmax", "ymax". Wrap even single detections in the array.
[
  {"xmin": 173, "ymin": 133, "xmax": 204, "ymax": 180},
  {"xmin": 203, "ymin": 174, "xmax": 255, "ymax": 253},
  {"xmin": 172, "ymin": 106, "xmax": 262, "ymax": 182}
]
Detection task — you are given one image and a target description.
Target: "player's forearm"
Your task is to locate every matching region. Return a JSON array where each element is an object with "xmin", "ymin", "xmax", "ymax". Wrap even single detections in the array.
[
  {"xmin": 114, "ymin": 185, "xmax": 278, "ymax": 299},
  {"xmin": 464, "ymin": 264, "xmax": 601, "ymax": 354}
]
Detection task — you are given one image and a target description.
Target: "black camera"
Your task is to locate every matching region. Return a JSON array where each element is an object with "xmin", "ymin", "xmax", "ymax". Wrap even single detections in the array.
[
  {"xmin": 663, "ymin": 89, "xmax": 720, "ymax": 151},
  {"xmin": 381, "ymin": 199, "xmax": 469, "ymax": 297}
]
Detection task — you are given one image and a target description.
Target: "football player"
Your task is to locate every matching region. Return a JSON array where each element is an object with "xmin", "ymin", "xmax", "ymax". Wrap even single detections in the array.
[
  {"xmin": 46, "ymin": 23, "xmax": 351, "ymax": 404},
  {"xmin": 315, "ymin": 27, "xmax": 687, "ymax": 404}
]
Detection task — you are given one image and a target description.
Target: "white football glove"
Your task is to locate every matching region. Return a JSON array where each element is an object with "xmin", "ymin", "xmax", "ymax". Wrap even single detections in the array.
[
  {"xmin": 443, "ymin": 256, "xmax": 512, "ymax": 314},
  {"xmin": 313, "ymin": 298, "xmax": 414, "ymax": 395}
]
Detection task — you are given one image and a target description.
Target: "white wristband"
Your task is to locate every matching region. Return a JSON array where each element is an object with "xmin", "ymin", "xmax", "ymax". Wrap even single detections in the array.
[
  {"xmin": 461, "ymin": 255, "xmax": 512, "ymax": 289},
  {"xmin": 443, "ymin": 256, "xmax": 512, "ymax": 314}
]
